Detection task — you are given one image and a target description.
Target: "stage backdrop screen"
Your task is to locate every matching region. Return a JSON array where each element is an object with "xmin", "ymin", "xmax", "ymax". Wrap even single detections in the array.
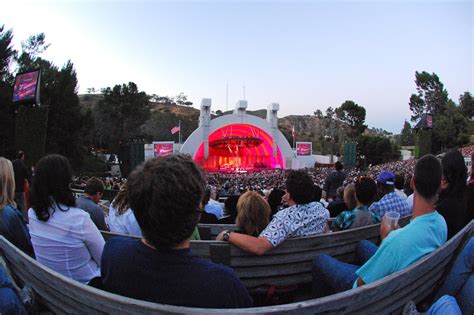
[
  {"xmin": 154, "ymin": 142, "xmax": 174, "ymax": 157},
  {"xmin": 296, "ymin": 142, "xmax": 312, "ymax": 156},
  {"xmin": 13, "ymin": 69, "xmax": 40, "ymax": 104}
]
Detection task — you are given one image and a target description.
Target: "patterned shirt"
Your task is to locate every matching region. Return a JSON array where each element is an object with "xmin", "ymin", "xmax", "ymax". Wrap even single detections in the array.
[
  {"xmin": 369, "ymin": 192, "xmax": 411, "ymax": 218},
  {"xmin": 332, "ymin": 206, "xmax": 380, "ymax": 231},
  {"xmin": 260, "ymin": 202, "xmax": 329, "ymax": 247}
]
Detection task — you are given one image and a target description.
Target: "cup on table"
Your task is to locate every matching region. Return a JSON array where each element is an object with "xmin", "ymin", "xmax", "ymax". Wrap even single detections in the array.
[{"xmin": 384, "ymin": 211, "xmax": 400, "ymax": 228}]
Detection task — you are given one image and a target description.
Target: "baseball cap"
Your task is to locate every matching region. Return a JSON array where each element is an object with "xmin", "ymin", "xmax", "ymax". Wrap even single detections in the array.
[{"xmin": 376, "ymin": 171, "xmax": 395, "ymax": 185}]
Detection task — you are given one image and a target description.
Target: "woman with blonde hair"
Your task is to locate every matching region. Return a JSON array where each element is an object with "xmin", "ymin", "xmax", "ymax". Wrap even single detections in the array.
[
  {"xmin": 235, "ymin": 191, "xmax": 271, "ymax": 237},
  {"xmin": 0, "ymin": 157, "xmax": 34, "ymax": 257},
  {"xmin": 107, "ymin": 183, "xmax": 142, "ymax": 236}
]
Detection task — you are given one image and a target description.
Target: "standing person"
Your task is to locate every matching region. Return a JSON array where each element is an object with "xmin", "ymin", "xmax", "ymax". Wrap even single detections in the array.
[
  {"xmin": 312, "ymin": 155, "xmax": 447, "ymax": 297},
  {"xmin": 12, "ymin": 151, "xmax": 30, "ymax": 219},
  {"xmin": 28, "ymin": 154, "xmax": 105, "ymax": 284},
  {"xmin": 323, "ymin": 161, "xmax": 346, "ymax": 200},
  {"xmin": 436, "ymin": 148, "xmax": 468, "ymax": 239},
  {"xmin": 0, "ymin": 157, "xmax": 34, "ymax": 257},
  {"xmin": 75, "ymin": 178, "xmax": 109, "ymax": 231},
  {"xmin": 101, "ymin": 155, "xmax": 252, "ymax": 308},
  {"xmin": 217, "ymin": 170, "xmax": 329, "ymax": 255},
  {"xmin": 369, "ymin": 171, "xmax": 411, "ymax": 218}
]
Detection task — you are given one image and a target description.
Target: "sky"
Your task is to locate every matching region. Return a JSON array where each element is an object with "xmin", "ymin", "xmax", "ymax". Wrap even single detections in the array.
[{"xmin": 1, "ymin": 0, "xmax": 472, "ymax": 134}]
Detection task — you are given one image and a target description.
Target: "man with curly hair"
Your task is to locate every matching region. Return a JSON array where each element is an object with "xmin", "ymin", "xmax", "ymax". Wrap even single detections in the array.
[{"xmin": 101, "ymin": 155, "xmax": 252, "ymax": 308}]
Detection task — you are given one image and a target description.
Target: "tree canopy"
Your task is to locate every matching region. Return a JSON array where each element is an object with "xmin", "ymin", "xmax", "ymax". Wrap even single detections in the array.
[{"xmin": 335, "ymin": 100, "xmax": 367, "ymax": 141}]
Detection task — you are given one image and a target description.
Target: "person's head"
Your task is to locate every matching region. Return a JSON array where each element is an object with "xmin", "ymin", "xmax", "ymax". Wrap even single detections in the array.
[
  {"xmin": 335, "ymin": 161, "xmax": 343, "ymax": 171},
  {"xmin": 394, "ymin": 173, "xmax": 405, "ymax": 190},
  {"xmin": 127, "ymin": 155, "xmax": 205, "ymax": 249},
  {"xmin": 17, "ymin": 151, "xmax": 25, "ymax": 160},
  {"xmin": 404, "ymin": 174, "xmax": 413, "ymax": 196},
  {"xmin": 285, "ymin": 170, "xmax": 314, "ymax": 205},
  {"xmin": 0, "ymin": 157, "xmax": 16, "ymax": 209},
  {"xmin": 267, "ymin": 188, "xmax": 285, "ymax": 215},
  {"xmin": 236, "ymin": 191, "xmax": 271, "ymax": 237},
  {"xmin": 376, "ymin": 170, "xmax": 395, "ymax": 197},
  {"xmin": 202, "ymin": 188, "xmax": 211, "ymax": 207},
  {"xmin": 312, "ymin": 184, "xmax": 322, "ymax": 202},
  {"xmin": 84, "ymin": 177, "xmax": 104, "ymax": 203},
  {"xmin": 112, "ymin": 183, "xmax": 129, "ymax": 215},
  {"xmin": 413, "ymin": 154, "xmax": 442, "ymax": 204},
  {"xmin": 354, "ymin": 177, "xmax": 377, "ymax": 206},
  {"xmin": 440, "ymin": 148, "xmax": 467, "ymax": 196},
  {"xmin": 224, "ymin": 195, "xmax": 239, "ymax": 219},
  {"xmin": 343, "ymin": 183, "xmax": 357, "ymax": 210},
  {"xmin": 30, "ymin": 154, "xmax": 75, "ymax": 221}
]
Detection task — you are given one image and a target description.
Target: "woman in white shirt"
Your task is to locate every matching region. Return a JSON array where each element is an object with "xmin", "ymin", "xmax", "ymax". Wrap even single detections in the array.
[
  {"xmin": 28, "ymin": 154, "xmax": 104, "ymax": 284},
  {"xmin": 106, "ymin": 184, "xmax": 142, "ymax": 237}
]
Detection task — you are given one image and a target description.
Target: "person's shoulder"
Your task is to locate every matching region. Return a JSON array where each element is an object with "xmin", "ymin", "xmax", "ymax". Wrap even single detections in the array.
[{"xmin": 104, "ymin": 237, "xmax": 138, "ymax": 253}]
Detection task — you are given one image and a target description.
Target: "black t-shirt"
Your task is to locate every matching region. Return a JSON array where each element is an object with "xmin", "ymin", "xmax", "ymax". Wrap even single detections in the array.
[
  {"xmin": 101, "ymin": 237, "xmax": 253, "ymax": 308},
  {"xmin": 436, "ymin": 194, "xmax": 468, "ymax": 239},
  {"xmin": 12, "ymin": 159, "xmax": 29, "ymax": 193}
]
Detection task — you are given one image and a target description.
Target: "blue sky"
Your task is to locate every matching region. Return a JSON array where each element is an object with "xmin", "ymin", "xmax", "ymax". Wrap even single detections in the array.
[{"xmin": 1, "ymin": 0, "xmax": 472, "ymax": 133}]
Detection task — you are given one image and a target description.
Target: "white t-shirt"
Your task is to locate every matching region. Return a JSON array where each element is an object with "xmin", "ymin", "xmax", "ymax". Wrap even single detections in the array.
[
  {"xmin": 28, "ymin": 203, "xmax": 105, "ymax": 284},
  {"xmin": 106, "ymin": 204, "xmax": 142, "ymax": 237}
]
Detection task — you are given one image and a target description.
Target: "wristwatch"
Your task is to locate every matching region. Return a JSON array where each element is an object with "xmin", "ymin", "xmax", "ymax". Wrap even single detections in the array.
[{"xmin": 222, "ymin": 230, "xmax": 231, "ymax": 242}]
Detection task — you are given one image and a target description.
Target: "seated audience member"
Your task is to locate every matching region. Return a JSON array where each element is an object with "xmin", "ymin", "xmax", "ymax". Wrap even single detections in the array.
[
  {"xmin": 323, "ymin": 161, "xmax": 346, "ymax": 200},
  {"xmin": 235, "ymin": 191, "xmax": 271, "ymax": 237},
  {"xmin": 332, "ymin": 177, "xmax": 380, "ymax": 231},
  {"xmin": 343, "ymin": 183, "xmax": 357, "ymax": 212},
  {"xmin": 404, "ymin": 236, "xmax": 473, "ymax": 315},
  {"xmin": 75, "ymin": 177, "xmax": 108, "ymax": 231},
  {"xmin": 327, "ymin": 186, "xmax": 347, "ymax": 217},
  {"xmin": 404, "ymin": 174, "xmax": 414, "ymax": 197},
  {"xmin": 436, "ymin": 149, "xmax": 468, "ymax": 239},
  {"xmin": 101, "ymin": 155, "xmax": 252, "ymax": 308},
  {"xmin": 369, "ymin": 170, "xmax": 411, "ymax": 218},
  {"xmin": 312, "ymin": 154, "xmax": 447, "ymax": 297},
  {"xmin": 394, "ymin": 173, "xmax": 407, "ymax": 199},
  {"xmin": 199, "ymin": 188, "xmax": 218, "ymax": 224},
  {"xmin": 29, "ymin": 154, "xmax": 105, "ymax": 284},
  {"xmin": 0, "ymin": 157, "xmax": 34, "ymax": 257},
  {"xmin": 107, "ymin": 184, "xmax": 142, "ymax": 236},
  {"xmin": 217, "ymin": 170, "xmax": 329, "ymax": 255},
  {"xmin": 206, "ymin": 186, "xmax": 224, "ymax": 218},
  {"xmin": 0, "ymin": 265, "xmax": 27, "ymax": 315},
  {"xmin": 267, "ymin": 188, "xmax": 285, "ymax": 218},
  {"xmin": 313, "ymin": 185, "xmax": 328, "ymax": 208},
  {"xmin": 218, "ymin": 195, "xmax": 239, "ymax": 224}
]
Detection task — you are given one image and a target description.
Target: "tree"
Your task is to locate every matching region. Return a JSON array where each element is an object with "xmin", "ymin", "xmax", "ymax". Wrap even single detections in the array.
[
  {"xmin": 400, "ymin": 121, "xmax": 414, "ymax": 146},
  {"xmin": 175, "ymin": 92, "xmax": 193, "ymax": 106},
  {"xmin": 95, "ymin": 82, "xmax": 150, "ymax": 154},
  {"xmin": 459, "ymin": 92, "xmax": 474, "ymax": 118},
  {"xmin": 431, "ymin": 100, "xmax": 468, "ymax": 152},
  {"xmin": 358, "ymin": 135, "xmax": 400, "ymax": 165},
  {"xmin": 314, "ymin": 109, "xmax": 323, "ymax": 119},
  {"xmin": 409, "ymin": 71, "xmax": 448, "ymax": 122},
  {"xmin": 0, "ymin": 25, "xmax": 17, "ymax": 158},
  {"xmin": 335, "ymin": 100, "xmax": 367, "ymax": 141}
]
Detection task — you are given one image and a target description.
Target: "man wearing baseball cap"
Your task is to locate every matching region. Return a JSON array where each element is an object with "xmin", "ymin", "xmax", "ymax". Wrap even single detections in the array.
[{"xmin": 369, "ymin": 170, "xmax": 411, "ymax": 218}]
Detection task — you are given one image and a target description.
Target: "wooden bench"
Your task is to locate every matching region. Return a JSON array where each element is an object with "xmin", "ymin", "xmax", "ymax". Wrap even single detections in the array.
[
  {"xmin": 1, "ymin": 220, "xmax": 471, "ymax": 314},
  {"xmin": 102, "ymin": 216, "xmax": 411, "ymax": 287}
]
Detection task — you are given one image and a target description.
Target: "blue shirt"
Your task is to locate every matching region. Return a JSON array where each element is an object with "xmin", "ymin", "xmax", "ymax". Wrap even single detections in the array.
[
  {"xmin": 369, "ymin": 191, "xmax": 411, "ymax": 218},
  {"xmin": 101, "ymin": 237, "xmax": 252, "ymax": 308},
  {"xmin": 0, "ymin": 204, "xmax": 34, "ymax": 257},
  {"xmin": 354, "ymin": 211, "xmax": 447, "ymax": 288}
]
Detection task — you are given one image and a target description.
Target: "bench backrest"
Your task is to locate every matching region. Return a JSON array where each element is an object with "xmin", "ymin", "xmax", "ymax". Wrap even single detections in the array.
[
  {"xmin": 102, "ymin": 216, "xmax": 411, "ymax": 287},
  {"xmin": 1, "ymin": 220, "xmax": 471, "ymax": 314}
]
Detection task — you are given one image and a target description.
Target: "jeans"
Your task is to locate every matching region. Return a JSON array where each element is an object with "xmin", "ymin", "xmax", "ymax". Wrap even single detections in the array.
[
  {"xmin": 425, "ymin": 295, "xmax": 461, "ymax": 315},
  {"xmin": 312, "ymin": 240, "xmax": 378, "ymax": 297},
  {"xmin": 435, "ymin": 237, "xmax": 473, "ymax": 314},
  {"xmin": 0, "ymin": 265, "xmax": 27, "ymax": 315}
]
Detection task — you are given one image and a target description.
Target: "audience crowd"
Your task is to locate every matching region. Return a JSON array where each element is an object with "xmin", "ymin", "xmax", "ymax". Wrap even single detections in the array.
[{"xmin": 0, "ymin": 146, "xmax": 472, "ymax": 312}]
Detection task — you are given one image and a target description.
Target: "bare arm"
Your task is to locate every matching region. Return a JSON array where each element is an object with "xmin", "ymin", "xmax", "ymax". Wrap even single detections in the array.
[
  {"xmin": 356, "ymin": 277, "xmax": 365, "ymax": 287},
  {"xmin": 216, "ymin": 231, "xmax": 273, "ymax": 256}
]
